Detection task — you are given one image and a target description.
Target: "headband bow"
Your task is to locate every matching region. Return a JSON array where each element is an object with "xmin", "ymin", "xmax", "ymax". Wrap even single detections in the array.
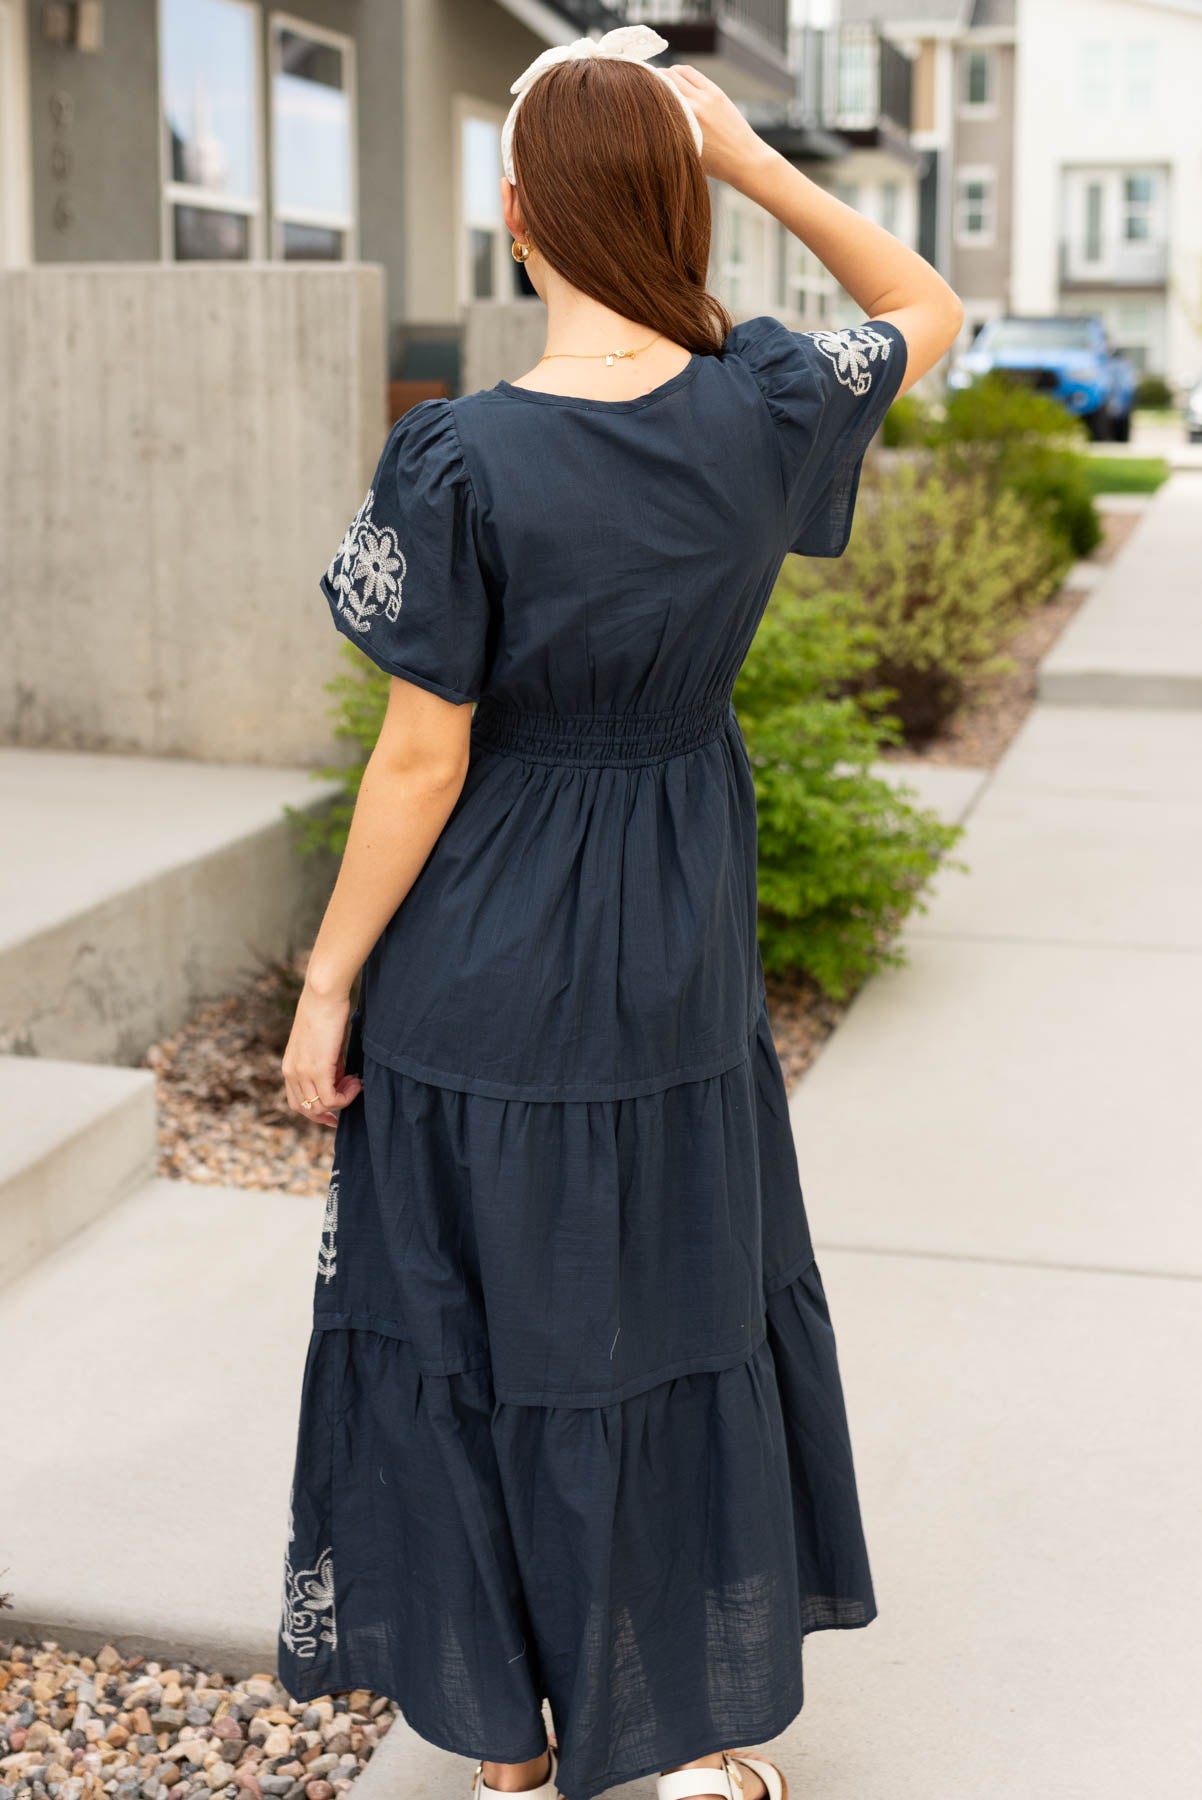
[{"xmin": 500, "ymin": 24, "xmax": 704, "ymax": 185}]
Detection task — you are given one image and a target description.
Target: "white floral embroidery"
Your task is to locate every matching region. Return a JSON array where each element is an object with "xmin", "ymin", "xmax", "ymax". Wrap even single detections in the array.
[
  {"xmin": 281, "ymin": 1483, "xmax": 338, "ymax": 1658},
  {"xmin": 317, "ymin": 1167, "xmax": 339, "ymax": 1284},
  {"xmin": 326, "ymin": 487, "xmax": 407, "ymax": 635},
  {"xmin": 804, "ymin": 325, "xmax": 892, "ymax": 397}
]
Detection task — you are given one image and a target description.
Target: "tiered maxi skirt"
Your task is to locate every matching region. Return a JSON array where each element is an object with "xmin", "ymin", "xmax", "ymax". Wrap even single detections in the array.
[{"xmin": 277, "ymin": 997, "xmax": 877, "ymax": 1800}]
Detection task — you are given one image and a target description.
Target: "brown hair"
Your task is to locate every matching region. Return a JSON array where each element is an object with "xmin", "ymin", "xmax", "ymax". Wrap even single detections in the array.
[{"xmin": 511, "ymin": 59, "xmax": 732, "ymax": 356}]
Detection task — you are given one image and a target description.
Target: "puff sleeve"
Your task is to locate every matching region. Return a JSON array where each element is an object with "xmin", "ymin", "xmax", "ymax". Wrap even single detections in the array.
[
  {"xmin": 731, "ymin": 314, "xmax": 909, "ymax": 559},
  {"xmin": 320, "ymin": 398, "xmax": 493, "ymax": 704}
]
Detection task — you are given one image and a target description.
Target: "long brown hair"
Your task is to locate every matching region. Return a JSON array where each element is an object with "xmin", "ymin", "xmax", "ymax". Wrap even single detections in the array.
[{"xmin": 511, "ymin": 59, "xmax": 732, "ymax": 355}]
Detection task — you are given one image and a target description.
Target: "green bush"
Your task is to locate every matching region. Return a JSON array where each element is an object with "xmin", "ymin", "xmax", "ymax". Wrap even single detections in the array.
[
  {"xmin": 788, "ymin": 455, "xmax": 1069, "ymax": 740},
  {"xmin": 1135, "ymin": 372, "xmax": 1175, "ymax": 411},
  {"xmin": 881, "ymin": 390, "xmax": 935, "ymax": 448},
  {"xmin": 733, "ymin": 581, "xmax": 963, "ymax": 998},
  {"xmin": 934, "ymin": 371, "xmax": 1102, "ymax": 558},
  {"xmin": 287, "ymin": 647, "xmax": 390, "ymax": 858}
]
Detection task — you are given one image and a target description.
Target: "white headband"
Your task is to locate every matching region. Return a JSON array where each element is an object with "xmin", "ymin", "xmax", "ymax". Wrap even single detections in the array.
[{"xmin": 500, "ymin": 24, "xmax": 704, "ymax": 186}]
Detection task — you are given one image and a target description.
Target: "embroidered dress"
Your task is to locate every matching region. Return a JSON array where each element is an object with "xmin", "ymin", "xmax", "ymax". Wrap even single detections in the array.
[{"xmin": 277, "ymin": 315, "xmax": 908, "ymax": 1800}]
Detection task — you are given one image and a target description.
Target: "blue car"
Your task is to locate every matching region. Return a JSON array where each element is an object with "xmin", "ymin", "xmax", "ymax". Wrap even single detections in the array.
[{"xmin": 948, "ymin": 314, "xmax": 1138, "ymax": 442}]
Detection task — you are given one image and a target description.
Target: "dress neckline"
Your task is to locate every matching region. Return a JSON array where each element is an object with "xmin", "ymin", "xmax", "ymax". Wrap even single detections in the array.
[{"xmin": 492, "ymin": 352, "xmax": 704, "ymax": 412}]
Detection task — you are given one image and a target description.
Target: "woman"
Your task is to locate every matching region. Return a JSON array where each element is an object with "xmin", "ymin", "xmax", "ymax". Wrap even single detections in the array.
[{"xmin": 277, "ymin": 28, "xmax": 962, "ymax": 1800}]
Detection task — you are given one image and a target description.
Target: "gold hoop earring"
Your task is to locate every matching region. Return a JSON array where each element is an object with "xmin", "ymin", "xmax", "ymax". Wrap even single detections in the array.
[{"xmin": 512, "ymin": 240, "xmax": 531, "ymax": 263}]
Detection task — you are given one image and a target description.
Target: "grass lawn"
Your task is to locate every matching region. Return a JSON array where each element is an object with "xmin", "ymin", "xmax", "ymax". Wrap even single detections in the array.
[{"xmin": 1077, "ymin": 454, "xmax": 1170, "ymax": 495}]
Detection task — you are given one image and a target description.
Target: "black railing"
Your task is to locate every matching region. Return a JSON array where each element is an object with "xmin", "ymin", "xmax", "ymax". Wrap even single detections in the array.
[{"xmin": 624, "ymin": 2, "xmax": 789, "ymax": 57}]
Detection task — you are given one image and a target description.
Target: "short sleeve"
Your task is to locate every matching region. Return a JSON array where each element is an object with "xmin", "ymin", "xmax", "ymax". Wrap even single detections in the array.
[
  {"xmin": 320, "ymin": 398, "xmax": 493, "ymax": 704},
  {"xmin": 729, "ymin": 314, "xmax": 909, "ymax": 558}
]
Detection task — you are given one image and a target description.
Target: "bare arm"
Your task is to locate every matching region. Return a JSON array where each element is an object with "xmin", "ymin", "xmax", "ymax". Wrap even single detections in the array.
[
  {"xmin": 665, "ymin": 64, "xmax": 964, "ymax": 391},
  {"xmin": 281, "ymin": 677, "xmax": 473, "ymax": 1125}
]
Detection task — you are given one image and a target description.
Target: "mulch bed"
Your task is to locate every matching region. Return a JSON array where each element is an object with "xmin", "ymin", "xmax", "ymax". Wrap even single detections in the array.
[{"xmin": 144, "ymin": 501, "xmax": 1144, "ymax": 1186}]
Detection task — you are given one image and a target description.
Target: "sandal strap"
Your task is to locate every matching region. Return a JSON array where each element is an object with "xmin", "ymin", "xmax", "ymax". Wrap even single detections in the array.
[{"xmin": 656, "ymin": 1770, "xmax": 737, "ymax": 1800}]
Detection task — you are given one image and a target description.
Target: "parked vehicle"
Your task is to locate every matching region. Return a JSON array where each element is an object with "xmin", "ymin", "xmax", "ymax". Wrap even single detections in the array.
[
  {"xmin": 1187, "ymin": 375, "xmax": 1202, "ymax": 443},
  {"xmin": 948, "ymin": 315, "xmax": 1138, "ymax": 442}
]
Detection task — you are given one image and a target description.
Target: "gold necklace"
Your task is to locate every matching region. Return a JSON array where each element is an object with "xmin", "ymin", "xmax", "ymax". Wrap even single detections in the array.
[{"xmin": 537, "ymin": 333, "xmax": 661, "ymax": 369}]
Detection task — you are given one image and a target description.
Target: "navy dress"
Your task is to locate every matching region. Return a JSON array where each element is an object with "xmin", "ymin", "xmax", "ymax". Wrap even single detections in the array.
[{"xmin": 277, "ymin": 315, "xmax": 908, "ymax": 1800}]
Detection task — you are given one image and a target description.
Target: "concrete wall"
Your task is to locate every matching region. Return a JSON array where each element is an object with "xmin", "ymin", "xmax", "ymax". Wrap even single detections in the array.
[
  {"xmin": 462, "ymin": 296, "xmax": 548, "ymax": 395},
  {"xmin": 0, "ymin": 262, "xmax": 387, "ymax": 764}
]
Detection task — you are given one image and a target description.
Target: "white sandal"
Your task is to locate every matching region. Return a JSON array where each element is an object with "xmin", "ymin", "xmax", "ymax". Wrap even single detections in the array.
[
  {"xmin": 470, "ymin": 1742, "xmax": 559, "ymax": 1799},
  {"xmin": 656, "ymin": 1748, "xmax": 788, "ymax": 1800}
]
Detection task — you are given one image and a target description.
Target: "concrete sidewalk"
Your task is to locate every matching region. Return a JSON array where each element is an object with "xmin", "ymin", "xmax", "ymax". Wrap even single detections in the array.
[{"xmin": 779, "ymin": 482, "xmax": 1202, "ymax": 1795}]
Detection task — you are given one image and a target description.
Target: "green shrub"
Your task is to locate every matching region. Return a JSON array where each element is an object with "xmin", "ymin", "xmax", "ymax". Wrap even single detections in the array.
[
  {"xmin": 1135, "ymin": 372, "xmax": 1175, "ymax": 411},
  {"xmin": 788, "ymin": 455, "xmax": 1069, "ymax": 740},
  {"xmin": 733, "ymin": 581, "xmax": 963, "ymax": 998},
  {"xmin": 287, "ymin": 646, "xmax": 390, "ymax": 858},
  {"xmin": 933, "ymin": 371, "xmax": 1102, "ymax": 559},
  {"xmin": 881, "ymin": 390, "xmax": 935, "ymax": 448}
]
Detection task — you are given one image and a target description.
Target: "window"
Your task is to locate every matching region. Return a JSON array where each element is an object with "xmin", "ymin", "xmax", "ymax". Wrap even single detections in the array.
[
  {"xmin": 880, "ymin": 181, "xmax": 899, "ymax": 236},
  {"xmin": 1080, "ymin": 41, "xmax": 1113, "ymax": 114},
  {"xmin": 955, "ymin": 169, "xmax": 994, "ymax": 245},
  {"xmin": 1122, "ymin": 171, "xmax": 1157, "ymax": 243},
  {"xmin": 961, "ymin": 48, "xmax": 994, "ymax": 111},
  {"xmin": 1127, "ymin": 39, "xmax": 1156, "ymax": 111},
  {"xmin": 160, "ymin": 0, "xmax": 261, "ymax": 260},
  {"xmin": 836, "ymin": 34, "xmax": 876, "ymax": 122},
  {"xmin": 1084, "ymin": 181, "xmax": 1104, "ymax": 263},
  {"xmin": 720, "ymin": 194, "xmax": 770, "ymax": 313},
  {"xmin": 269, "ymin": 15, "xmax": 355, "ymax": 260},
  {"xmin": 455, "ymin": 103, "xmax": 528, "ymax": 304}
]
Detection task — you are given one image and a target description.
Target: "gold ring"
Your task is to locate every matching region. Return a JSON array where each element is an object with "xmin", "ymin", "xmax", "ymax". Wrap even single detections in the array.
[{"xmin": 301, "ymin": 1094, "xmax": 321, "ymax": 1110}]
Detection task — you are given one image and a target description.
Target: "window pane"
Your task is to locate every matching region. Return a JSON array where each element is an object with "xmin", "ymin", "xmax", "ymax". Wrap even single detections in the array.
[
  {"xmin": 173, "ymin": 203, "xmax": 251, "ymax": 260},
  {"xmin": 469, "ymin": 226, "xmax": 495, "ymax": 299},
  {"xmin": 966, "ymin": 51, "xmax": 990, "ymax": 105},
  {"xmin": 463, "ymin": 117, "xmax": 501, "ymax": 227},
  {"xmin": 282, "ymin": 221, "xmax": 345, "ymax": 260},
  {"xmin": 162, "ymin": 0, "xmax": 257, "ymax": 203},
  {"xmin": 1125, "ymin": 173, "xmax": 1153, "ymax": 205},
  {"xmin": 273, "ymin": 27, "xmax": 351, "ymax": 221},
  {"xmin": 1085, "ymin": 183, "xmax": 1104, "ymax": 260}
]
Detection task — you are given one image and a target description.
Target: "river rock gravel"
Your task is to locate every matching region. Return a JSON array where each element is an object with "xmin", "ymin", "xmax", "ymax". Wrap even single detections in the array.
[{"xmin": 0, "ymin": 1641, "xmax": 395, "ymax": 1800}]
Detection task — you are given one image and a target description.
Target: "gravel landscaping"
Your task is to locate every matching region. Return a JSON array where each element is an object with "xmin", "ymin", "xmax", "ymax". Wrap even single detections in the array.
[
  {"xmin": 143, "ymin": 502, "xmax": 1143, "ymax": 1189},
  {"xmin": 0, "ymin": 1641, "xmax": 394, "ymax": 1800}
]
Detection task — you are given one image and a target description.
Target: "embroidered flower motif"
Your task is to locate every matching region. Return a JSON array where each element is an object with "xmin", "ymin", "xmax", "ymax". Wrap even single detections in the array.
[
  {"xmin": 280, "ymin": 1482, "xmax": 338, "ymax": 1659},
  {"xmin": 318, "ymin": 1168, "xmax": 339, "ymax": 1284},
  {"xmin": 326, "ymin": 488, "xmax": 407, "ymax": 635},
  {"xmin": 805, "ymin": 325, "xmax": 892, "ymax": 397}
]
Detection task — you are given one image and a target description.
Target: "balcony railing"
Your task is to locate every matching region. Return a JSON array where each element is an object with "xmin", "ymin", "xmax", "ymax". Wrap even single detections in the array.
[
  {"xmin": 624, "ymin": 1, "xmax": 789, "ymax": 58},
  {"xmin": 1059, "ymin": 238, "xmax": 1168, "ymax": 288},
  {"xmin": 747, "ymin": 21, "xmax": 913, "ymax": 139}
]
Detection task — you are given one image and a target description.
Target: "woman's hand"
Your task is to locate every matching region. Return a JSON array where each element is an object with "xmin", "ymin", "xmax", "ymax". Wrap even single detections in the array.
[
  {"xmin": 281, "ymin": 984, "xmax": 363, "ymax": 1128},
  {"xmin": 664, "ymin": 63, "xmax": 773, "ymax": 191}
]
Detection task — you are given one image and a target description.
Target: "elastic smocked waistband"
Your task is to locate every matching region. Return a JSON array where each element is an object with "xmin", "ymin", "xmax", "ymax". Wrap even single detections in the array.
[{"xmin": 470, "ymin": 695, "xmax": 735, "ymax": 767}]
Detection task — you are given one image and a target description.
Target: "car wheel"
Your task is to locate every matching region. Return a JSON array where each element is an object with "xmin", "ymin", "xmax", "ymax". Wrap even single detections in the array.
[
  {"xmin": 1084, "ymin": 407, "xmax": 1111, "ymax": 442},
  {"xmin": 1111, "ymin": 411, "xmax": 1132, "ymax": 443}
]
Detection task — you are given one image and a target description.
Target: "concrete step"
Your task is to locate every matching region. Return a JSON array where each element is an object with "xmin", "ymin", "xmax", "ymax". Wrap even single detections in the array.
[
  {"xmin": 0, "ymin": 1174, "xmax": 322, "ymax": 1667},
  {"xmin": 1039, "ymin": 471, "xmax": 1202, "ymax": 708},
  {"xmin": 0, "ymin": 1053, "xmax": 157, "ymax": 1290},
  {"xmin": 0, "ymin": 748, "xmax": 341, "ymax": 1065}
]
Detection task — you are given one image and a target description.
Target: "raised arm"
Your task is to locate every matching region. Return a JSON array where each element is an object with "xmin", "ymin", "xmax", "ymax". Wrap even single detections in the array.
[{"xmin": 665, "ymin": 64, "xmax": 964, "ymax": 392}]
